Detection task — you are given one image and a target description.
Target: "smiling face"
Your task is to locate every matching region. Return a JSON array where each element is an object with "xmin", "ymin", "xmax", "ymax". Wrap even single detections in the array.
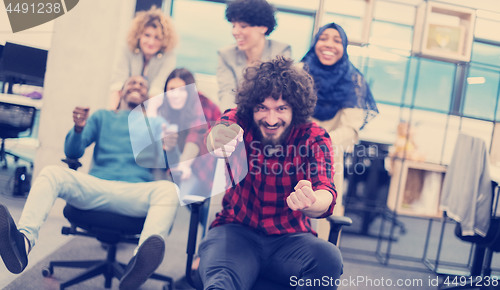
[
  {"xmin": 232, "ymin": 21, "xmax": 267, "ymax": 52},
  {"xmin": 165, "ymin": 77, "xmax": 188, "ymax": 110},
  {"xmin": 139, "ymin": 26, "xmax": 163, "ymax": 59},
  {"xmin": 253, "ymin": 97, "xmax": 292, "ymax": 146},
  {"xmin": 121, "ymin": 76, "xmax": 149, "ymax": 109},
  {"xmin": 314, "ymin": 28, "xmax": 344, "ymax": 66}
]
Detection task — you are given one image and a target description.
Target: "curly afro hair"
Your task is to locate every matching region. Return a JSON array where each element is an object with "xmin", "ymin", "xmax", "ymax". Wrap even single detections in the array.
[
  {"xmin": 236, "ymin": 56, "xmax": 317, "ymax": 126},
  {"xmin": 225, "ymin": 0, "xmax": 277, "ymax": 36}
]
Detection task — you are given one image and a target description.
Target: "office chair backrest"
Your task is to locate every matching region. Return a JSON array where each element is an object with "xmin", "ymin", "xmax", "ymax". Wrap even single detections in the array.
[
  {"xmin": 440, "ymin": 134, "xmax": 493, "ymax": 237},
  {"xmin": 0, "ymin": 102, "xmax": 36, "ymax": 137}
]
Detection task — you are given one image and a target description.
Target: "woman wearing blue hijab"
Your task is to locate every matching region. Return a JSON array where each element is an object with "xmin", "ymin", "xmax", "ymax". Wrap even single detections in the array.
[{"xmin": 301, "ymin": 22, "xmax": 378, "ymax": 217}]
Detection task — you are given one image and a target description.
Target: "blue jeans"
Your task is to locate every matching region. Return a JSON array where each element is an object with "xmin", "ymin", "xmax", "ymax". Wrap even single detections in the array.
[
  {"xmin": 18, "ymin": 165, "xmax": 179, "ymax": 253},
  {"xmin": 198, "ymin": 223, "xmax": 343, "ymax": 290}
]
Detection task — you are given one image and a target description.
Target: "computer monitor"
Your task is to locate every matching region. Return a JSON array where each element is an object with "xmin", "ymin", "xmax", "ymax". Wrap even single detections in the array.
[
  {"xmin": 0, "ymin": 44, "xmax": 4, "ymax": 74},
  {"xmin": 0, "ymin": 42, "xmax": 48, "ymax": 92}
]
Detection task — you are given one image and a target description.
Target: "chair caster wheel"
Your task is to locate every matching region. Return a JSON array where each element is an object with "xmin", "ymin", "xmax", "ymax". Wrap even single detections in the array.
[{"xmin": 42, "ymin": 266, "xmax": 53, "ymax": 277}]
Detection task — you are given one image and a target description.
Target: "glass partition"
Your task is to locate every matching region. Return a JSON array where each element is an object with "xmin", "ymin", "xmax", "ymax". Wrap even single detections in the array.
[
  {"xmin": 172, "ymin": 0, "xmax": 232, "ymax": 74},
  {"xmin": 413, "ymin": 59, "xmax": 455, "ymax": 113},
  {"xmin": 463, "ymin": 66, "xmax": 500, "ymax": 121}
]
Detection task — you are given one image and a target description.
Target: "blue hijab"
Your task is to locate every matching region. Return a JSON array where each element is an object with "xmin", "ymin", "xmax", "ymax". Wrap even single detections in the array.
[{"xmin": 302, "ymin": 22, "xmax": 377, "ymax": 128}]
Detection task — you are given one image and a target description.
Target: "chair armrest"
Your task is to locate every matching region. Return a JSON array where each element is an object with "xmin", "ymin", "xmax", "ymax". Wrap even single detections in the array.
[
  {"xmin": 326, "ymin": 215, "xmax": 352, "ymax": 246},
  {"xmin": 61, "ymin": 158, "xmax": 82, "ymax": 170},
  {"xmin": 326, "ymin": 215, "xmax": 353, "ymax": 227}
]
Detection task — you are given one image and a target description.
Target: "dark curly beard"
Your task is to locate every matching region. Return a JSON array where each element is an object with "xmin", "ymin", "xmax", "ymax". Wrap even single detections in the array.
[{"xmin": 252, "ymin": 120, "xmax": 292, "ymax": 147}]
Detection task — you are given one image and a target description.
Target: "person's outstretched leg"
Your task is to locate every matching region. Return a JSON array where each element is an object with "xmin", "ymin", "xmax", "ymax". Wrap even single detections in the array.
[
  {"xmin": 17, "ymin": 165, "xmax": 120, "ymax": 248},
  {"xmin": 0, "ymin": 205, "xmax": 29, "ymax": 274},
  {"xmin": 134, "ymin": 180, "xmax": 179, "ymax": 250},
  {"xmin": 261, "ymin": 233, "xmax": 343, "ymax": 289},
  {"xmin": 119, "ymin": 235, "xmax": 165, "ymax": 290},
  {"xmin": 102, "ymin": 179, "xmax": 178, "ymax": 289},
  {"xmin": 0, "ymin": 165, "xmax": 107, "ymax": 274},
  {"xmin": 198, "ymin": 224, "xmax": 261, "ymax": 290}
]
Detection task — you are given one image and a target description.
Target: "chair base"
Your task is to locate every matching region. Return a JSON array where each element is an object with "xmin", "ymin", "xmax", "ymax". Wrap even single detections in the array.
[{"xmin": 42, "ymin": 243, "xmax": 173, "ymax": 290}]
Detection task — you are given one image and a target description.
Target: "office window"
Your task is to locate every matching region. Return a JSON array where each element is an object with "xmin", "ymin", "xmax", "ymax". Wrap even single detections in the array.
[
  {"xmin": 437, "ymin": 116, "xmax": 493, "ymax": 165},
  {"xmin": 462, "ymin": 66, "xmax": 499, "ymax": 121},
  {"xmin": 346, "ymin": 45, "xmax": 366, "ymax": 69},
  {"xmin": 373, "ymin": 0, "xmax": 416, "ymax": 26},
  {"xmin": 471, "ymin": 42, "xmax": 500, "ymax": 68},
  {"xmin": 322, "ymin": 13, "xmax": 363, "ymax": 43},
  {"xmin": 402, "ymin": 57, "xmax": 419, "ymax": 107},
  {"xmin": 364, "ymin": 47, "xmax": 409, "ymax": 105},
  {"xmin": 497, "ymin": 100, "xmax": 500, "ymax": 122},
  {"xmin": 412, "ymin": 59, "xmax": 455, "ymax": 113},
  {"xmin": 440, "ymin": 115, "xmax": 461, "ymax": 165},
  {"xmin": 363, "ymin": 18, "xmax": 414, "ymax": 107},
  {"xmin": 171, "ymin": 0, "xmax": 233, "ymax": 74},
  {"xmin": 271, "ymin": 11, "xmax": 314, "ymax": 62},
  {"xmin": 409, "ymin": 109, "xmax": 449, "ymax": 164},
  {"xmin": 171, "ymin": 0, "xmax": 314, "ymax": 74},
  {"xmin": 460, "ymin": 117, "xmax": 494, "ymax": 151},
  {"xmin": 322, "ymin": 0, "xmax": 368, "ymax": 43},
  {"xmin": 268, "ymin": 0, "xmax": 319, "ymax": 11},
  {"xmin": 475, "ymin": 12, "xmax": 500, "ymax": 43},
  {"xmin": 324, "ymin": 0, "xmax": 367, "ymax": 18},
  {"xmin": 370, "ymin": 21, "xmax": 413, "ymax": 51}
]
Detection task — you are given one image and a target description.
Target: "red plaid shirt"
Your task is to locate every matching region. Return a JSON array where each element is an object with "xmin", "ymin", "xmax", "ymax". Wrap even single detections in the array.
[{"xmin": 210, "ymin": 109, "xmax": 337, "ymax": 235}]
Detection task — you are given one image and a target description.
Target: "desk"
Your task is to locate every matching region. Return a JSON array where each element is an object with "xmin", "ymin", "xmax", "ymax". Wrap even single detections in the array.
[
  {"xmin": 490, "ymin": 165, "xmax": 500, "ymax": 184},
  {"xmin": 0, "ymin": 93, "xmax": 43, "ymax": 109}
]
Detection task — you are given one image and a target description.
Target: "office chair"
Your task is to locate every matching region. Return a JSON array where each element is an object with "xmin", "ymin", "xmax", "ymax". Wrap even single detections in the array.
[
  {"xmin": 438, "ymin": 134, "xmax": 500, "ymax": 289},
  {"xmin": 439, "ymin": 183, "xmax": 500, "ymax": 290},
  {"xmin": 343, "ymin": 141, "xmax": 405, "ymax": 238},
  {"xmin": 178, "ymin": 152, "xmax": 352, "ymax": 290},
  {"xmin": 0, "ymin": 102, "xmax": 36, "ymax": 168},
  {"xmin": 41, "ymin": 158, "xmax": 174, "ymax": 290},
  {"xmin": 180, "ymin": 197, "xmax": 352, "ymax": 290}
]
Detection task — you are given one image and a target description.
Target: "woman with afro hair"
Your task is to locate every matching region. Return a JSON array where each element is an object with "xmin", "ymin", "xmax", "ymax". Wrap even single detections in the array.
[{"xmin": 217, "ymin": 0, "xmax": 291, "ymax": 112}]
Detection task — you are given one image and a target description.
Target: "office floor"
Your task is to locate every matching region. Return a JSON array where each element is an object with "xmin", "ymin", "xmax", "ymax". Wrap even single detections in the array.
[{"xmin": 1, "ymin": 156, "xmax": 499, "ymax": 289}]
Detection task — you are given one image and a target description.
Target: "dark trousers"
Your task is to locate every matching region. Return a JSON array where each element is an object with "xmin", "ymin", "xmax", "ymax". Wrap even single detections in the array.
[{"xmin": 198, "ymin": 224, "xmax": 343, "ymax": 290}]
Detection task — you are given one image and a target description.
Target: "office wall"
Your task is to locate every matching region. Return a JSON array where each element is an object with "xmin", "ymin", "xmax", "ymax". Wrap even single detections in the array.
[
  {"xmin": 0, "ymin": 12, "xmax": 53, "ymax": 49},
  {"xmin": 33, "ymin": 0, "xmax": 136, "ymax": 176}
]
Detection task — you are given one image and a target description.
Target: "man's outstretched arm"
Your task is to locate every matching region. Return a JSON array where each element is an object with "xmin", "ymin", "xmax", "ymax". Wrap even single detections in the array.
[{"xmin": 287, "ymin": 180, "xmax": 334, "ymax": 218}]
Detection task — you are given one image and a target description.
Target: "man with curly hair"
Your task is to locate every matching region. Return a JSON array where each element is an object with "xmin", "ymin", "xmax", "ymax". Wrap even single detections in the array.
[
  {"xmin": 201, "ymin": 57, "xmax": 343, "ymax": 289},
  {"xmin": 217, "ymin": 0, "xmax": 291, "ymax": 112}
]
